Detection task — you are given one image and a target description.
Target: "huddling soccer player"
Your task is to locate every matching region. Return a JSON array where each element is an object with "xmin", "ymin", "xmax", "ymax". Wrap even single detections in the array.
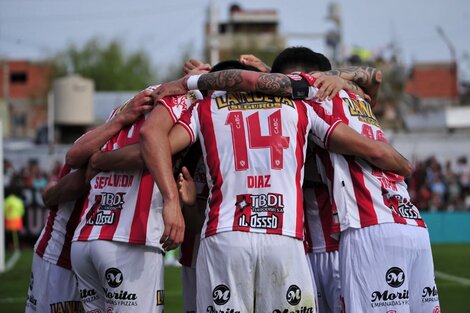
[{"xmin": 147, "ymin": 51, "xmax": 411, "ymax": 312}]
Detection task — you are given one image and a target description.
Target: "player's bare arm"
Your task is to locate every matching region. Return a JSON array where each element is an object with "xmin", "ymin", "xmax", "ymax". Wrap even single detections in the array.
[
  {"xmin": 311, "ymin": 75, "xmax": 369, "ymax": 101},
  {"xmin": 151, "ymin": 70, "xmax": 292, "ymax": 101},
  {"xmin": 140, "ymin": 104, "xmax": 186, "ymax": 250},
  {"xmin": 84, "ymin": 143, "xmax": 145, "ymax": 183},
  {"xmin": 327, "ymin": 123, "xmax": 412, "ymax": 177},
  {"xmin": 42, "ymin": 168, "xmax": 88, "ymax": 208},
  {"xmin": 314, "ymin": 66, "xmax": 382, "ymax": 106},
  {"xmin": 66, "ymin": 89, "xmax": 153, "ymax": 168}
]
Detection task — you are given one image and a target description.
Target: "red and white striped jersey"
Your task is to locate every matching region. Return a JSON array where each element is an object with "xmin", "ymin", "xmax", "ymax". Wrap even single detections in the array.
[
  {"xmin": 303, "ymin": 142, "xmax": 339, "ymax": 253},
  {"xmin": 303, "ymin": 182, "xmax": 340, "ymax": 253},
  {"xmin": 34, "ymin": 165, "xmax": 86, "ymax": 270},
  {"xmin": 73, "ymin": 92, "xmax": 194, "ymax": 248},
  {"xmin": 312, "ymin": 89, "xmax": 426, "ymax": 231},
  {"xmin": 177, "ymin": 91, "xmax": 342, "ymax": 240}
]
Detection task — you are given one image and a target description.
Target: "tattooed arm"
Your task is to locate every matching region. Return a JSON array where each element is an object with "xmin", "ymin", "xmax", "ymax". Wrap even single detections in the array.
[
  {"xmin": 313, "ymin": 66, "xmax": 382, "ymax": 106},
  {"xmin": 151, "ymin": 70, "xmax": 293, "ymax": 100}
]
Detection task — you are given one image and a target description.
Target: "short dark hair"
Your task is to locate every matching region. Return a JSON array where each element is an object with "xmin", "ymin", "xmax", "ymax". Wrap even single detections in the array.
[
  {"xmin": 271, "ymin": 46, "xmax": 332, "ymax": 74},
  {"xmin": 210, "ymin": 60, "xmax": 260, "ymax": 73}
]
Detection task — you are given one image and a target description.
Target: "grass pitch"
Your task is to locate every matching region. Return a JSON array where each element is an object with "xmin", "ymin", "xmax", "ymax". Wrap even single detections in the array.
[{"xmin": 1, "ymin": 244, "xmax": 469, "ymax": 313}]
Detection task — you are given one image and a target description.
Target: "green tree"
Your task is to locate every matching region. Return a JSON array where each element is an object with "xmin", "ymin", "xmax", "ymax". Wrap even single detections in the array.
[{"xmin": 51, "ymin": 38, "xmax": 157, "ymax": 91}]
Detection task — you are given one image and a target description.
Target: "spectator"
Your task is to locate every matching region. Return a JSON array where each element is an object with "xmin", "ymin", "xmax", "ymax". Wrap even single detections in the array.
[{"xmin": 4, "ymin": 186, "xmax": 25, "ymax": 251}]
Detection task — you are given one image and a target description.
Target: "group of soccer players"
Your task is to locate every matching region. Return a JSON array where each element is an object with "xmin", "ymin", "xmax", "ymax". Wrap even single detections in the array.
[{"xmin": 25, "ymin": 46, "xmax": 440, "ymax": 313}]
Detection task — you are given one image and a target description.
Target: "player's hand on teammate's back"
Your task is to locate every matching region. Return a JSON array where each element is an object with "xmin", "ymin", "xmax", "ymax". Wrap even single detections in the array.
[
  {"xmin": 313, "ymin": 73, "xmax": 370, "ymax": 102},
  {"xmin": 116, "ymin": 89, "xmax": 154, "ymax": 126},
  {"xmin": 151, "ymin": 77, "xmax": 188, "ymax": 101},
  {"xmin": 177, "ymin": 166, "xmax": 197, "ymax": 207},
  {"xmin": 161, "ymin": 199, "xmax": 185, "ymax": 251}
]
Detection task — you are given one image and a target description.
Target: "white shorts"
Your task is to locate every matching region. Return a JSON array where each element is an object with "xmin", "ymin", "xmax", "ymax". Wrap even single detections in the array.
[
  {"xmin": 25, "ymin": 253, "xmax": 83, "ymax": 313},
  {"xmin": 308, "ymin": 250, "xmax": 341, "ymax": 313},
  {"xmin": 196, "ymin": 232, "xmax": 316, "ymax": 313},
  {"xmin": 71, "ymin": 240, "xmax": 164, "ymax": 313},
  {"xmin": 181, "ymin": 266, "xmax": 197, "ymax": 313},
  {"xmin": 340, "ymin": 223, "xmax": 440, "ymax": 313}
]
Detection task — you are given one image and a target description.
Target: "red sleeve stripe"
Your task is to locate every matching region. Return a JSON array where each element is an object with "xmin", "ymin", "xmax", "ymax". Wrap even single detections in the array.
[
  {"xmin": 177, "ymin": 121, "xmax": 196, "ymax": 144},
  {"xmin": 158, "ymin": 97, "xmax": 178, "ymax": 122},
  {"xmin": 323, "ymin": 120, "xmax": 342, "ymax": 149}
]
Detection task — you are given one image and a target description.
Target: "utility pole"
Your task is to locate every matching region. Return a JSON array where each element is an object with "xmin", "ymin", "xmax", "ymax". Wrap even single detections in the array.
[
  {"xmin": 436, "ymin": 25, "xmax": 459, "ymax": 105},
  {"xmin": 208, "ymin": 0, "xmax": 219, "ymax": 65},
  {"xmin": 326, "ymin": 2, "xmax": 344, "ymax": 65},
  {"xmin": 436, "ymin": 26, "xmax": 457, "ymax": 63}
]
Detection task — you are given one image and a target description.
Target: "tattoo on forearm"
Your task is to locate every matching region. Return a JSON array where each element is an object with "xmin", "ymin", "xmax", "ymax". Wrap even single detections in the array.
[
  {"xmin": 321, "ymin": 66, "xmax": 381, "ymax": 88},
  {"xmin": 198, "ymin": 70, "xmax": 244, "ymax": 91},
  {"xmin": 198, "ymin": 70, "xmax": 292, "ymax": 96},
  {"xmin": 345, "ymin": 81, "xmax": 362, "ymax": 94},
  {"xmin": 257, "ymin": 73, "xmax": 292, "ymax": 96}
]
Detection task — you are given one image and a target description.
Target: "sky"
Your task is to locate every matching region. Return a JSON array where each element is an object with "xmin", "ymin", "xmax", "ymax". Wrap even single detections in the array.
[{"xmin": 1, "ymin": 0, "xmax": 470, "ymax": 80}]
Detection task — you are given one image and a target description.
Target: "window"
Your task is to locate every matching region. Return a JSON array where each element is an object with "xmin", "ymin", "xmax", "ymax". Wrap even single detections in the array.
[{"xmin": 10, "ymin": 71, "xmax": 28, "ymax": 84}]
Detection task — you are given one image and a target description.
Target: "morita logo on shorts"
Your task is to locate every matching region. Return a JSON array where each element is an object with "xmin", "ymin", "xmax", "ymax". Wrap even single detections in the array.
[
  {"xmin": 422, "ymin": 286, "xmax": 439, "ymax": 303},
  {"xmin": 286, "ymin": 285, "xmax": 302, "ymax": 305},
  {"xmin": 212, "ymin": 284, "xmax": 230, "ymax": 305},
  {"xmin": 370, "ymin": 267, "xmax": 409, "ymax": 308},
  {"xmin": 80, "ymin": 288, "xmax": 99, "ymax": 303},
  {"xmin": 239, "ymin": 214, "xmax": 278, "ymax": 229},
  {"xmin": 105, "ymin": 268, "xmax": 123, "ymax": 288},
  {"xmin": 370, "ymin": 290, "xmax": 409, "ymax": 307},
  {"xmin": 433, "ymin": 306, "xmax": 440, "ymax": 313},
  {"xmin": 386, "ymin": 267, "xmax": 405, "ymax": 288},
  {"xmin": 206, "ymin": 306, "xmax": 240, "ymax": 313}
]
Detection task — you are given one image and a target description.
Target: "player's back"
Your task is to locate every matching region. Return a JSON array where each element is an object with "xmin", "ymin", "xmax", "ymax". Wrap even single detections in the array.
[
  {"xmin": 315, "ymin": 91, "xmax": 426, "ymax": 230},
  {"xmin": 74, "ymin": 92, "xmax": 196, "ymax": 249},
  {"xmin": 179, "ymin": 90, "xmax": 339, "ymax": 240}
]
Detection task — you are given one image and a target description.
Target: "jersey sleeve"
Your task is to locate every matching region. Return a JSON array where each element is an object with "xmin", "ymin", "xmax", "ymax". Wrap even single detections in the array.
[
  {"xmin": 157, "ymin": 96, "xmax": 180, "ymax": 123},
  {"xmin": 177, "ymin": 101, "xmax": 200, "ymax": 144},
  {"xmin": 306, "ymin": 101, "xmax": 342, "ymax": 149}
]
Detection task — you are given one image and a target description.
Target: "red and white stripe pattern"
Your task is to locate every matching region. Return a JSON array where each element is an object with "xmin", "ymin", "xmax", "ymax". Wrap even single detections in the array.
[
  {"xmin": 177, "ymin": 91, "xmax": 341, "ymax": 240},
  {"xmin": 303, "ymin": 183, "xmax": 340, "ymax": 253},
  {"xmin": 310, "ymin": 86, "xmax": 426, "ymax": 231},
  {"xmin": 73, "ymin": 93, "xmax": 195, "ymax": 249},
  {"xmin": 34, "ymin": 165, "xmax": 86, "ymax": 270}
]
